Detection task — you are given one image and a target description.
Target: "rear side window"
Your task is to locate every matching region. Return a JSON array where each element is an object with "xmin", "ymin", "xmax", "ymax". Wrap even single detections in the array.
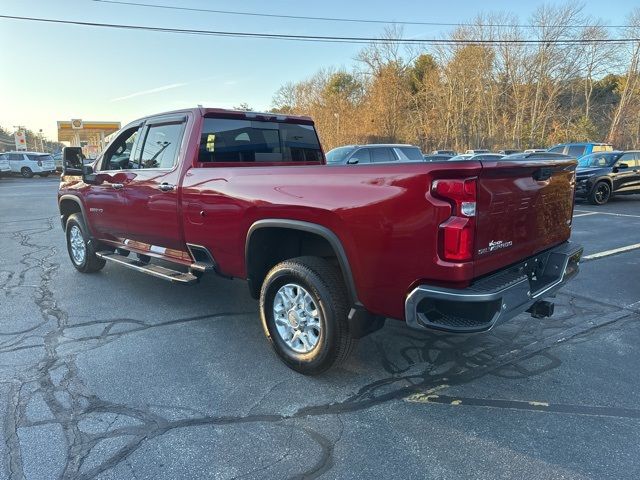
[
  {"xmin": 567, "ymin": 145, "xmax": 586, "ymax": 157},
  {"xmin": 371, "ymin": 148, "xmax": 396, "ymax": 163},
  {"xmin": 395, "ymin": 147, "xmax": 424, "ymax": 161},
  {"xmin": 8, "ymin": 153, "xmax": 23, "ymax": 161},
  {"xmin": 27, "ymin": 154, "xmax": 53, "ymax": 161},
  {"xmin": 139, "ymin": 122, "xmax": 185, "ymax": 169},
  {"xmin": 199, "ymin": 118, "xmax": 322, "ymax": 163}
]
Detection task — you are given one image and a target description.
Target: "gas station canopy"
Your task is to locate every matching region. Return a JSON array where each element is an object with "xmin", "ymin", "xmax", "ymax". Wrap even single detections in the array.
[{"xmin": 57, "ymin": 119, "xmax": 121, "ymax": 157}]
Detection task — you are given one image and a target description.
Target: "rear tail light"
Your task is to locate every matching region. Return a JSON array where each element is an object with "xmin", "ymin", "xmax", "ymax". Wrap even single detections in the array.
[{"xmin": 432, "ymin": 178, "xmax": 477, "ymax": 261}]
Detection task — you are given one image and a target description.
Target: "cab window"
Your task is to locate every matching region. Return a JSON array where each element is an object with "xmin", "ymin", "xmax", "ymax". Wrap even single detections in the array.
[
  {"xmin": 198, "ymin": 118, "xmax": 322, "ymax": 163},
  {"xmin": 102, "ymin": 127, "xmax": 140, "ymax": 170},
  {"xmin": 139, "ymin": 122, "xmax": 185, "ymax": 169}
]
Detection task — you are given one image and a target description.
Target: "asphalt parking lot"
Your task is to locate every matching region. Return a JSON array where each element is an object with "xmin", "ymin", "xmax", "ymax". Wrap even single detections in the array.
[{"xmin": 1, "ymin": 176, "xmax": 639, "ymax": 480}]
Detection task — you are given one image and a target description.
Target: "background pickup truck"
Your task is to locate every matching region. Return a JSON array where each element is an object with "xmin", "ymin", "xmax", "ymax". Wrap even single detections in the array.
[{"xmin": 59, "ymin": 107, "xmax": 583, "ymax": 374}]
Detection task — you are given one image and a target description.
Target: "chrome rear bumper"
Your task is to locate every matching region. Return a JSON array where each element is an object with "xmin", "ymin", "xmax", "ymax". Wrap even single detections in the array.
[{"xmin": 405, "ymin": 242, "xmax": 583, "ymax": 333}]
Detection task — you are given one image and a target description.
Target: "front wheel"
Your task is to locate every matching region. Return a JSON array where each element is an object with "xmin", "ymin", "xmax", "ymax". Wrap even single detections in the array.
[
  {"xmin": 20, "ymin": 167, "xmax": 34, "ymax": 178},
  {"xmin": 260, "ymin": 256, "xmax": 355, "ymax": 375},
  {"xmin": 66, "ymin": 213, "xmax": 106, "ymax": 273},
  {"xmin": 589, "ymin": 181, "xmax": 611, "ymax": 205}
]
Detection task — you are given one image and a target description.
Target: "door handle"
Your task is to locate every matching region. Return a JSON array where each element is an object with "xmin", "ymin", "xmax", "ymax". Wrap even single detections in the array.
[
  {"xmin": 158, "ymin": 182, "xmax": 175, "ymax": 192},
  {"xmin": 111, "ymin": 183, "xmax": 124, "ymax": 190}
]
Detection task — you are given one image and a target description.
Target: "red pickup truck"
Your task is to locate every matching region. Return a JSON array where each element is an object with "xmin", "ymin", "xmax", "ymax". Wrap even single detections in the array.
[{"xmin": 59, "ymin": 108, "xmax": 583, "ymax": 374}]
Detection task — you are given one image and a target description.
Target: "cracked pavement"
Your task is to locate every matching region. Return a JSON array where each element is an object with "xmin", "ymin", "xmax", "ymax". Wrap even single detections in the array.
[{"xmin": 1, "ymin": 177, "xmax": 639, "ymax": 479}]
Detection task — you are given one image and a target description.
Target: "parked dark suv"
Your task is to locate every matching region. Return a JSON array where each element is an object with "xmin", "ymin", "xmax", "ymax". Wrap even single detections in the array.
[{"xmin": 575, "ymin": 151, "xmax": 640, "ymax": 205}]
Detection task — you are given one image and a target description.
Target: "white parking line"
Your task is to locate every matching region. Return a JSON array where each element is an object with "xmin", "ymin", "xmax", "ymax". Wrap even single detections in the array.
[
  {"xmin": 582, "ymin": 243, "xmax": 640, "ymax": 261},
  {"xmin": 573, "ymin": 212, "xmax": 599, "ymax": 218},
  {"xmin": 574, "ymin": 210, "xmax": 640, "ymax": 219}
]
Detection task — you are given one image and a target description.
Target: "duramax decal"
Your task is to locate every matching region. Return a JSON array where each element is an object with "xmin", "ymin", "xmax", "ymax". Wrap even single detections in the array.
[{"xmin": 478, "ymin": 239, "xmax": 513, "ymax": 255}]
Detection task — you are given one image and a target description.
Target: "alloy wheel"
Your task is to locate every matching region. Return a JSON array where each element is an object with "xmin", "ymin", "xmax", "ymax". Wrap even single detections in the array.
[
  {"xmin": 273, "ymin": 283, "xmax": 322, "ymax": 353},
  {"xmin": 69, "ymin": 225, "xmax": 86, "ymax": 265}
]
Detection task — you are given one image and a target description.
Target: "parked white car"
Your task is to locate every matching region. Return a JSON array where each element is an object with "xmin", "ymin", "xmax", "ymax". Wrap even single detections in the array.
[
  {"xmin": 4, "ymin": 151, "xmax": 56, "ymax": 178},
  {"xmin": 0, "ymin": 154, "xmax": 11, "ymax": 177}
]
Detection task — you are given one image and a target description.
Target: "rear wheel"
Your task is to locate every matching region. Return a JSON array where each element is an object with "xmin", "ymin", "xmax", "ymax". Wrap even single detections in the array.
[
  {"xmin": 260, "ymin": 256, "xmax": 355, "ymax": 375},
  {"xmin": 20, "ymin": 167, "xmax": 33, "ymax": 178},
  {"xmin": 66, "ymin": 213, "xmax": 106, "ymax": 273},
  {"xmin": 589, "ymin": 181, "xmax": 611, "ymax": 205}
]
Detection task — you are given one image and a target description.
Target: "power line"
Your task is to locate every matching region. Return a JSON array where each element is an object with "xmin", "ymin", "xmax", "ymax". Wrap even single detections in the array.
[
  {"xmin": 92, "ymin": 0, "xmax": 630, "ymax": 29},
  {"xmin": 0, "ymin": 14, "xmax": 638, "ymax": 45}
]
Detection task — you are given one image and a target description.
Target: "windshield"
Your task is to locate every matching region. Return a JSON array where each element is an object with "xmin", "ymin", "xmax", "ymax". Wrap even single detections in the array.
[
  {"xmin": 450, "ymin": 154, "xmax": 472, "ymax": 161},
  {"xmin": 578, "ymin": 152, "xmax": 620, "ymax": 168},
  {"xmin": 326, "ymin": 146, "xmax": 356, "ymax": 164}
]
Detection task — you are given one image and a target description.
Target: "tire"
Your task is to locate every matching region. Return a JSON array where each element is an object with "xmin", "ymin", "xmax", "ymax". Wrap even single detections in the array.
[
  {"xmin": 260, "ymin": 256, "xmax": 355, "ymax": 375},
  {"xmin": 588, "ymin": 181, "xmax": 611, "ymax": 205},
  {"xmin": 20, "ymin": 167, "xmax": 34, "ymax": 178},
  {"xmin": 65, "ymin": 213, "xmax": 106, "ymax": 273}
]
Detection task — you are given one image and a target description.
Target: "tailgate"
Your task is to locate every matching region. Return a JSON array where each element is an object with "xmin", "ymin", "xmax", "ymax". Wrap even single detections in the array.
[{"xmin": 474, "ymin": 158, "xmax": 576, "ymax": 278}]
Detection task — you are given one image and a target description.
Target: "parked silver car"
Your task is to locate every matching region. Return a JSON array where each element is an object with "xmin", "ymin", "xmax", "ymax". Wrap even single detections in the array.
[{"xmin": 326, "ymin": 144, "xmax": 424, "ymax": 164}]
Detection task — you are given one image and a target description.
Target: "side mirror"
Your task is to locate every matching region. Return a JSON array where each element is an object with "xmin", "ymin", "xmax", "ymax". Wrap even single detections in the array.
[
  {"xmin": 617, "ymin": 162, "xmax": 629, "ymax": 169},
  {"xmin": 82, "ymin": 165, "xmax": 97, "ymax": 184},
  {"xmin": 347, "ymin": 158, "xmax": 359, "ymax": 164},
  {"xmin": 62, "ymin": 146, "xmax": 85, "ymax": 175}
]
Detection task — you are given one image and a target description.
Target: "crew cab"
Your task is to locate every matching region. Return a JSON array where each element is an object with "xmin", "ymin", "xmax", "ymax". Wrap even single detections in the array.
[{"xmin": 58, "ymin": 108, "xmax": 583, "ymax": 374}]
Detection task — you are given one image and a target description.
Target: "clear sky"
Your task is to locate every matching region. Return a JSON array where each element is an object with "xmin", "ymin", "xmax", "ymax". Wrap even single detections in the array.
[{"xmin": 0, "ymin": 0, "xmax": 637, "ymax": 139}]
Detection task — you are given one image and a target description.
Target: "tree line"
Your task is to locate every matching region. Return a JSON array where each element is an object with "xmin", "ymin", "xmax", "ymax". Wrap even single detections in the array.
[{"xmin": 271, "ymin": 4, "xmax": 640, "ymax": 153}]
